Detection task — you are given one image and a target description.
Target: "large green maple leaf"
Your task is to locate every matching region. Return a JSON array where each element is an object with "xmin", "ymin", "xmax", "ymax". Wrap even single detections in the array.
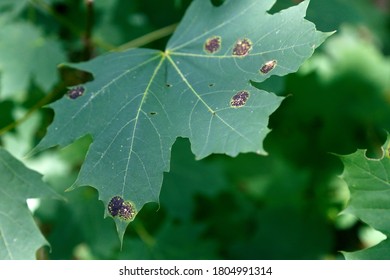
[
  {"xmin": 0, "ymin": 148, "xmax": 61, "ymax": 259},
  {"xmin": 340, "ymin": 136, "xmax": 390, "ymax": 259},
  {"xmin": 36, "ymin": 0, "xmax": 330, "ymax": 239}
]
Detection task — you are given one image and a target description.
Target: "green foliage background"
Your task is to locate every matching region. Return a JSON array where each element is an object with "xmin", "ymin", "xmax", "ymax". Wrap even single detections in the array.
[{"xmin": 0, "ymin": 0, "xmax": 390, "ymax": 259}]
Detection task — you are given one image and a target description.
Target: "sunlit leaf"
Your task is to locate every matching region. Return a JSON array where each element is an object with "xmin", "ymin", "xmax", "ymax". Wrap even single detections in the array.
[{"xmin": 36, "ymin": 0, "xmax": 329, "ymax": 240}]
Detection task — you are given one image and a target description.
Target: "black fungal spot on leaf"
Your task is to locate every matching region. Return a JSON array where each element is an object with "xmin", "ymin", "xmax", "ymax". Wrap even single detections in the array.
[
  {"xmin": 208, "ymin": 83, "xmax": 215, "ymax": 87},
  {"xmin": 118, "ymin": 201, "xmax": 136, "ymax": 221},
  {"xmin": 260, "ymin": 60, "xmax": 277, "ymax": 74},
  {"xmin": 230, "ymin": 90, "xmax": 250, "ymax": 108},
  {"xmin": 232, "ymin": 38, "xmax": 252, "ymax": 57},
  {"xmin": 149, "ymin": 112, "xmax": 157, "ymax": 116},
  {"xmin": 204, "ymin": 36, "xmax": 222, "ymax": 54},
  {"xmin": 108, "ymin": 196, "xmax": 124, "ymax": 217},
  {"xmin": 108, "ymin": 196, "xmax": 137, "ymax": 221},
  {"xmin": 67, "ymin": 86, "xmax": 85, "ymax": 99},
  {"xmin": 166, "ymin": 84, "xmax": 173, "ymax": 88}
]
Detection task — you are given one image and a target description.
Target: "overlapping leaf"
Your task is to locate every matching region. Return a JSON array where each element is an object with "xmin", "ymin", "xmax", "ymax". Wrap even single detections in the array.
[
  {"xmin": 35, "ymin": 0, "xmax": 330, "ymax": 238},
  {"xmin": 340, "ymin": 136, "xmax": 390, "ymax": 259},
  {"xmin": 0, "ymin": 148, "xmax": 61, "ymax": 259}
]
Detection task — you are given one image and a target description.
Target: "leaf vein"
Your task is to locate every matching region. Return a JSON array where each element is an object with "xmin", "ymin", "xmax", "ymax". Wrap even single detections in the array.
[{"xmin": 122, "ymin": 55, "xmax": 166, "ymax": 196}]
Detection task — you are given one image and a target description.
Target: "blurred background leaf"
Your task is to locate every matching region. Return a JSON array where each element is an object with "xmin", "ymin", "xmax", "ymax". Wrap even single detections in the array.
[
  {"xmin": 340, "ymin": 137, "xmax": 390, "ymax": 259},
  {"xmin": 0, "ymin": 21, "xmax": 65, "ymax": 100},
  {"xmin": 0, "ymin": 147, "xmax": 61, "ymax": 259}
]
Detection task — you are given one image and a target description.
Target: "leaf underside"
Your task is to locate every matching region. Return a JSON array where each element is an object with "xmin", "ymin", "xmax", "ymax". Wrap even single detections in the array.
[
  {"xmin": 0, "ymin": 148, "xmax": 60, "ymax": 259},
  {"xmin": 340, "ymin": 136, "xmax": 390, "ymax": 260},
  {"xmin": 35, "ymin": 0, "xmax": 329, "ymax": 239}
]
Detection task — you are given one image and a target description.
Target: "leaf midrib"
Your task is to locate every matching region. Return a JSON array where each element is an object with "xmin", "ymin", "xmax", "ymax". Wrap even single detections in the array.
[{"xmin": 121, "ymin": 53, "xmax": 167, "ymax": 197}]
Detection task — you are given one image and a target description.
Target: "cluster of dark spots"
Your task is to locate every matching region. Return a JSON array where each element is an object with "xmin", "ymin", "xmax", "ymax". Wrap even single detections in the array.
[
  {"xmin": 260, "ymin": 60, "xmax": 277, "ymax": 74},
  {"xmin": 232, "ymin": 38, "xmax": 252, "ymax": 57},
  {"xmin": 204, "ymin": 36, "xmax": 222, "ymax": 54},
  {"xmin": 230, "ymin": 90, "xmax": 250, "ymax": 108},
  {"xmin": 67, "ymin": 86, "xmax": 85, "ymax": 99},
  {"xmin": 108, "ymin": 196, "xmax": 136, "ymax": 221}
]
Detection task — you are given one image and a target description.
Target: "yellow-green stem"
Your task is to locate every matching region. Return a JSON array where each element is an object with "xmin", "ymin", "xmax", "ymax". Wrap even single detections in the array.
[
  {"xmin": 115, "ymin": 23, "xmax": 178, "ymax": 51},
  {"xmin": 133, "ymin": 220, "xmax": 156, "ymax": 247}
]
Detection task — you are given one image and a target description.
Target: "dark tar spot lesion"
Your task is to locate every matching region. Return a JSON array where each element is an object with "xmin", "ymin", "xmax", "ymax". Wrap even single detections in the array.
[
  {"xmin": 118, "ymin": 201, "xmax": 136, "ymax": 220},
  {"xmin": 67, "ymin": 86, "xmax": 85, "ymax": 99},
  {"xmin": 260, "ymin": 60, "xmax": 277, "ymax": 74},
  {"xmin": 204, "ymin": 36, "xmax": 222, "ymax": 54},
  {"xmin": 232, "ymin": 38, "xmax": 252, "ymax": 57},
  {"xmin": 108, "ymin": 196, "xmax": 136, "ymax": 221},
  {"xmin": 230, "ymin": 90, "xmax": 250, "ymax": 108},
  {"xmin": 108, "ymin": 196, "xmax": 124, "ymax": 217}
]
